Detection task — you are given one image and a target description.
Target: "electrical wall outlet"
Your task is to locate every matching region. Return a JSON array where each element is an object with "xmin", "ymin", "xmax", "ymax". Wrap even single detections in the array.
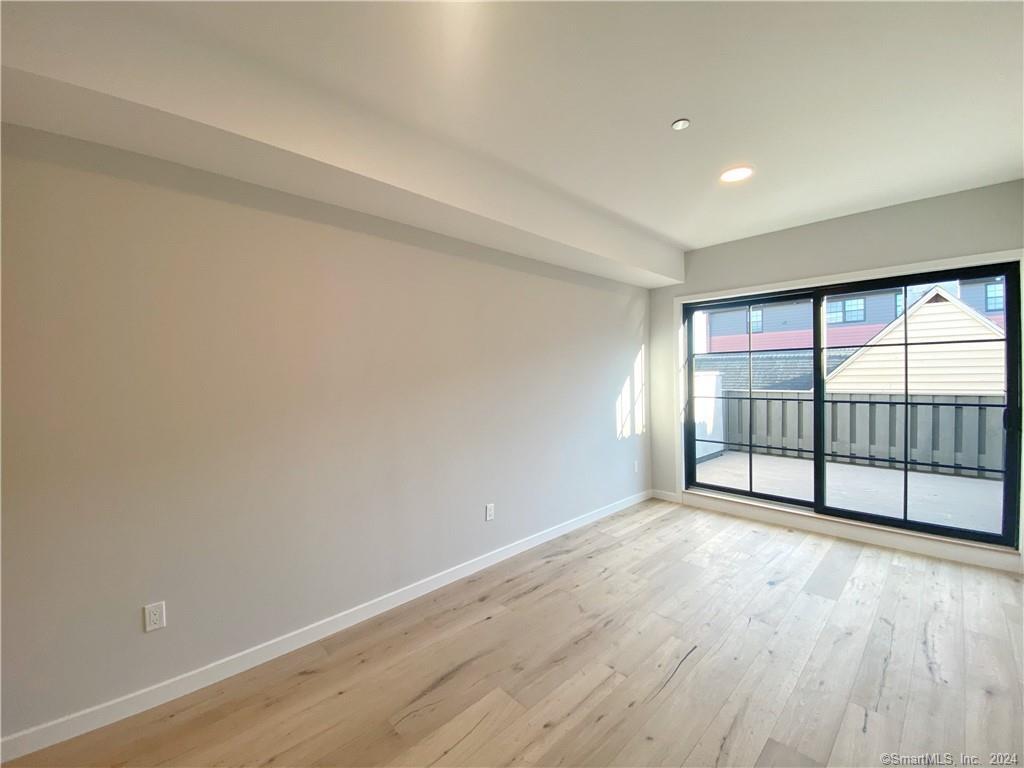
[
  {"xmin": 634, "ymin": 460, "xmax": 640, "ymax": 473},
  {"xmin": 144, "ymin": 601, "xmax": 166, "ymax": 633},
  {"xmin": 484, "ymin": 503, "xmax": 495, "ymax": 522}
]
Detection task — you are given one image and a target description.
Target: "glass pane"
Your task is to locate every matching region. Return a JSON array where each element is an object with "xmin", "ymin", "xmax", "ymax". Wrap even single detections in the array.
[
  {"xmin": 753, "ymin": 449, "xmax": 813, "ymax": 501},
  {"xmin": 907, "ymin": 341, "xmax": 1005, "ymax": 398},
  {"xmin": 695, "ymin": 441, "xmax": 749, "ymax": 491},
  {"xmin": 825, "ymin": 345, "xmax": 905, "ymax": 400},
  {"xmin": 752, "ymin": 349, "xmax": 813, "ymax": 393},
  {"xmin": 825, "ymin": 398, "xmax": 906, "ymax": 464},
  {"xmin": 825, "ymin": 459, "xmax": 904, "ymax": 519},
  {"xmin": 906, "ymin": 400, "xmax": 1005, "ymax": 472},
  {"xmin": 907, "ymin": 470, "xmax": 1002, "ymax": 534},
  {"xmin": 825, "ymin": 398, "xmax": 906, "ymax": 519},
  {"xmin": 694, "ymin": 306, "xmax": 748, "ymax": 354},
  {"xmin": 691, "ymin": 309, "xmax": 710, "ymax": 355},
  {"xmin": 824, "ymin": 288, "xmax": 900, "ymax": 348},
  {"xmin": 906, "ymin": 278, "xmax": 1005, "ymax": 342},
  {"xmin": 693, "ymin": 397, "xmax": 749, "ymax": 447},
  {"xmin": 694, "ymin": 351, "xmax": 749, "ymax": 396},
  {"xmin": 749, "ymin": 299, "xmax": 813, "ymax": 351},
  {"xmin": 750, "ymin": 392, "xmax": 813, "ymax": 452},
  {"xmin": 902, "ymin": 398, "xmax": 1005, "ymax": 530}
]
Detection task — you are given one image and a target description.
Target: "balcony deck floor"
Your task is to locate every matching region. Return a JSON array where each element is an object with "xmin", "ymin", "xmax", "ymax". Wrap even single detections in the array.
[{"xmin": 695, "ymin": 451, "xmax": 1003, "ymax": 534}]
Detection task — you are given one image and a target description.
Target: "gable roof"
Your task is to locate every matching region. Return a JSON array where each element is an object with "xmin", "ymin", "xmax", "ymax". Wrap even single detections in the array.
[{"xmin": 826, "ymin": 285, "xmax": 1004, "ymax": 382}]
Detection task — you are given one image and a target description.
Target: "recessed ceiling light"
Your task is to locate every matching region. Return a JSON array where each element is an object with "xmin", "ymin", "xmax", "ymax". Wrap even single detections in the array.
[
  {"xmin": 671, "ymin": 118, "xmax": 691, "ymax": 131},
  {"xmin": 720, "ymin": 166, "xmax": 754, "ymax": 183}
]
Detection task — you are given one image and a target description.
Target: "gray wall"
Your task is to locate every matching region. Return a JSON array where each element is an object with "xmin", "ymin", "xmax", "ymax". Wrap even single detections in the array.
[
  {"xmin": 650, "ymin": 180, "xmax": 1024, "ymax": 494},
  {"xmin": 1, "ymin": 126, "xmax": 651, "ymax": 736}
]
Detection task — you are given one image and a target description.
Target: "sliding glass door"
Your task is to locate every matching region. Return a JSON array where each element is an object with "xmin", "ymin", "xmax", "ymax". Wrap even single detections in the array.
[
  {"xmin": 686, "ymin": 296, "xmax": 815, "ymax": 503},
  {"xmin": 683, "ymin": 262, "xmax": 1020, "ymax": 547}
]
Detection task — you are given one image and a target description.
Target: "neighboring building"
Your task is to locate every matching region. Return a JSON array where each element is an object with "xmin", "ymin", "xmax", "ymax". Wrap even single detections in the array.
[
  {"xmin": 702, "ymin": 276, "xmax": 1006, "ymax": 354},
  {"xmin": 828, "ymin": 286, "xmax": 1005, "ymax": 395},
  {"xmin": 695, "ymin": 279, "xmax": 1007, "ymax": 393},
  {"xmin": 696, "ymin": 288, "xmax": 1007, "ymax": 475}
]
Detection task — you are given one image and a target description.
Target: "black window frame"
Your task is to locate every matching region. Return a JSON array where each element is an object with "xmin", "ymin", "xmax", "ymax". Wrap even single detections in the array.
[{"xmin": 683, "ymin": 261, "xmax": 1021, "ymax": 549}]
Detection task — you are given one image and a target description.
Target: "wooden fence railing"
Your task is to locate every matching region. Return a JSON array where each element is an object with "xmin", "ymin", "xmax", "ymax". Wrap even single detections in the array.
[{"xmin": 720, "ymin": 390, "xmax": 1005, "ymax": 479}]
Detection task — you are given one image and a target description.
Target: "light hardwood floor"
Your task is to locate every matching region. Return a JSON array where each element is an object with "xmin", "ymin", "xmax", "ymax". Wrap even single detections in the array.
[{"xmin": 11, "ymin": 501, "xmax": 1024, "ymax": 767}]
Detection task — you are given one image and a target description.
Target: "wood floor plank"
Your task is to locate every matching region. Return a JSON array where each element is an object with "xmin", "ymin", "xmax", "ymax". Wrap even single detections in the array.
[
  {"xmin": 3, "ymin": 641, "xmax": 333, "ymax": 767},
  {"xmin": 828, "ymin": 702, "xmax": 897, "ymax": 768},
  {"xmin": 828, "ymin": 563, "xmax": 925, "ymax": 767},
  {"xmin": 898, "ymin": 558, "xmax": 966, "ymax": 758},
  {"xmin": 964, "ymin": 628, "xmax": 1024, "ymax": 760},
  {"xmin": 305, "ymin": 718, "xmax": 408, "ymax": 768},
  {"xmin": 963, "ymin": 564, "xmax": 1016, "ymax": 641},
  {"xmin": 755, "ymin": 737, "xmax": 822, "ymax": 767},
  {"xmin": 1004, "ymin": 602, "xmax": 1024, "ymax": 686},
  {"xmin": 597, "ymin": 610, "xmax": 683, "ymax": 678},
  {"xmin": 9, "ymin": 501, "xmax": 1019, "ymax": 768},
  {"xmin": 608, "ymin": 556, "xmax": 810, "ymax": 767},
  {"xmin": 464, "ymin": 663, "xmax": 624, "ymax": 766},
  {"xmin": 769, "ymin": 546, "xmax": 893, "ymax": 764},
  {"xmin": 682, "ymin": 591, "xmax": 834, "ymax": 767},
  {"xmin": 387, "ymin": 688, "xmax": 526, "ymax": 767},
  {"xmin": 803, "ymin": 539, "xmax": 864, "ymax": 600},
  {"xmin": 528, "ymin": 636, "xmax": 692, "ymax": 767}
]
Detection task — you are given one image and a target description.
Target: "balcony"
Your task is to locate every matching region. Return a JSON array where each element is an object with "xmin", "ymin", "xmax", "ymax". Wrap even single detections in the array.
[
  {"xmin": 695, "ymin": 449, "xmax": 1003, "ymax": 533},
  {"xmin": 694, "ymin": 390, "xmax": 1006, "ymax": 535}
]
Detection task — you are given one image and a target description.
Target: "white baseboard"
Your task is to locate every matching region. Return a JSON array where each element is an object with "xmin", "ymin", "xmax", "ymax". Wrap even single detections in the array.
[
  {"xmin": 1, "ymin": 489, "xmax": 652, "ymax": 761},
  {"xmin": 681, "ymin": 489, "xmax": 1023, "ymax": 574}
]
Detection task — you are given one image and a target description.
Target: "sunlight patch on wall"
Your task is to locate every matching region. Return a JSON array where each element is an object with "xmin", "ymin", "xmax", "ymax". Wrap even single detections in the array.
[
  {"xmin": 617, "ymin": 377, "xmax": 632, "ymax": 439},
  {"xmin": 633, "ymin": 345, "xmax": 646, "ymax": 435},
  {"xmin": 616, "ymin": 344, "xmax": 646, "ymax": 440}
]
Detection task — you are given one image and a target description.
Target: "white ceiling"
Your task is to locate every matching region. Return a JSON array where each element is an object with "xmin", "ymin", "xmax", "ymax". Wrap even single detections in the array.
[
  {"xmin": 145, "ymin": 1, "xmax": 1024, "ymax": 247},
  {"xmin": 3, "ymin": 2, "xmax": 1022, "ymax": 283}
]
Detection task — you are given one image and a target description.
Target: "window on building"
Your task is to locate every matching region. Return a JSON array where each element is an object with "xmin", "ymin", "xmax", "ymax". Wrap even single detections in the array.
[
  {"xmin": 844, "ymin": 297, "xmax": 865, "ymax": 322},
  {"xmin": 749, "ymin": 307, "xmax": 763, "ymax": 333},
  {"xmin": 826, "ymin": 297, "xmax": 866, "ymax": 324},
  {"xmin": 986, "ymin": 282, "xmax": 1005, "ymax": 312}
]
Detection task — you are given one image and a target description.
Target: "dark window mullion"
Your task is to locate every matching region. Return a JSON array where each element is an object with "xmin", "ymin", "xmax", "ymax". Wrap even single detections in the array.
[
  {"xmin": 683, "ymin": 306, "xmax": 695, "ymax": 491},
  {"xmin": 748, "ymin": 306, "xmax": 753, "ymax": 492},
  {"xmin": 813, "ymin": 293, "xmax": 825, "ymax": 512},
  {"xmin": 1001, "ymin": 268, "xmax": 1020, "ymax": 546},
  {"xmin": 903, "ymin": 286, "xmax": 909, "ymax": 522}
]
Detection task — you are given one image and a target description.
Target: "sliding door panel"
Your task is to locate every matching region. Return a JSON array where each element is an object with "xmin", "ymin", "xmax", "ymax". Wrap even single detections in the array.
[
  {"xmin": 686, "ymin": 295, "xmax": 814, "ymax": 504},
  {"xmin": 749, "ymin": 300, "xmax": 814, "ymax": 501},
  {"xmin": 823, "ymin": 338, "xmax": 906, "ymax": 518},
  {"xmin": 904, "ymin": 334, "xmax": 1006, "ymax": 532}
]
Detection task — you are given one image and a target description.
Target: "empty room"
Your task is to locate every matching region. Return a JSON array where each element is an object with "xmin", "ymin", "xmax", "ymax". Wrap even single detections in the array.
[{"xmin": 2, "ymin": 2, "xmax": 1023, "ymax": 766}]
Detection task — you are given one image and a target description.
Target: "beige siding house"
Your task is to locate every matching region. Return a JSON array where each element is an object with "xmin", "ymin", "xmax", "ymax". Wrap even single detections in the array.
[{"xmin": 827, "ymin": 286, "xmax": 1005, "ymax": 395}]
